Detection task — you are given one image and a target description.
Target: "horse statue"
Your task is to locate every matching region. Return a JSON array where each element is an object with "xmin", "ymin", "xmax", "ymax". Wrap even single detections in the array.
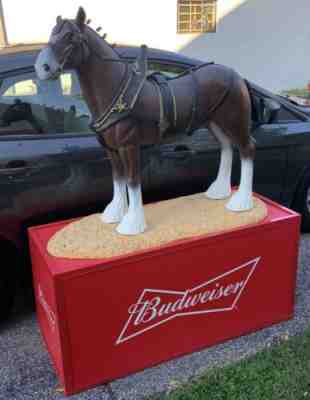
[{"xmin": 35, "ymin": 7, "xmax": 255, "ymax": 236}]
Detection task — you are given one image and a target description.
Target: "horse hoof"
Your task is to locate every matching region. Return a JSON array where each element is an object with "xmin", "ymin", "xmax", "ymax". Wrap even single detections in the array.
[
  {"xmin": 101, "ymin": 201, "xmax": 128, "ymax": 224},
  {"xmin": 116, "ymin": 211, "xmax": 146, "ymax": 235},
  {"xmin": 205, "ymin": 181, "xmax": 231, "ymax": 200},
  {"xmin": 225, "ymin": 191, "xmax": 253, "ymax": 212}
]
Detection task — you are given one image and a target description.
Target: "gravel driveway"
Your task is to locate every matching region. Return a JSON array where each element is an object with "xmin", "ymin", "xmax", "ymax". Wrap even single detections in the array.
[{"xmin": 1, "ymin": 234, "xmax": 309, "ymax": 400}]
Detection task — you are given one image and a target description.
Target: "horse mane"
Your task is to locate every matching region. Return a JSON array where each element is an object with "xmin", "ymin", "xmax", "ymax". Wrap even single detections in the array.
[{"xmin": 84, "ymin": 23, "xmax": 121, "ymax": 59}]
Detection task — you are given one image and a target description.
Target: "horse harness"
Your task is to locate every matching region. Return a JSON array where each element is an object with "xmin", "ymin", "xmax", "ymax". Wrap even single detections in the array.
[{"xmin": 90, "ymin": 45, "xmax": 230, "ymax": 152}]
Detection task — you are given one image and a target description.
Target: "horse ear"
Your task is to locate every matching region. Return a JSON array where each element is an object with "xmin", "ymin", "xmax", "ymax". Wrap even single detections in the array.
[
  {"xmin": 76, "ymin": 7, "xmax": 86, "ymax": 30},
  {"xmin": 56, "ymin": 15, "xmax": 62, "ymax": 24}
]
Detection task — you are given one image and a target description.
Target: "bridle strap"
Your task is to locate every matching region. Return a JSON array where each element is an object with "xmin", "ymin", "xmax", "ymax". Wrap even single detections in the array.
[
  {"xmin": 58, "ymin": 43, "xmax": 74, "ymax": 70},
  {"xmin": 186, "ymin": 70, "xmax": 199, "ymax": 135}
]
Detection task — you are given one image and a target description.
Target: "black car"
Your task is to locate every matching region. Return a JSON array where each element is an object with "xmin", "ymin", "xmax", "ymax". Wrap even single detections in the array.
[{"xmin": 1, "ymin": 43, "xmax": 310, "ymax": 321}]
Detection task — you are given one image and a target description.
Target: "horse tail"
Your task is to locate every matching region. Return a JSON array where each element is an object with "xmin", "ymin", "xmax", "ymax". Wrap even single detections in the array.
[{"xmin": 244, "ymin": 79, "xmax": 262, "ymax": 132}]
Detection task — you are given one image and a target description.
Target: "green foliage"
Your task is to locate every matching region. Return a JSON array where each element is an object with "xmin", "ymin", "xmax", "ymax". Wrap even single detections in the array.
[
  {"xmin": 150, "ymin": 330, "xmax": 310, "ymax": 400},
  {"xmin": 281, "ymin": 88, "xmax": 309, "ymax": 98}
]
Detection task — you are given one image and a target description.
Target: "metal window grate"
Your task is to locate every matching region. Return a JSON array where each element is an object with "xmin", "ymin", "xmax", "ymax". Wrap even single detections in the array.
[{"xmin": 177, "ymin": 0, "xmax": 217, "ymax": 33}]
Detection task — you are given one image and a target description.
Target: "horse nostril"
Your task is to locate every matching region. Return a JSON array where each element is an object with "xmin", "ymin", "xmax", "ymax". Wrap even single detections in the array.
[{"xmin": 43, "ymin": 63, "xmax": 50, "ymax": 72}]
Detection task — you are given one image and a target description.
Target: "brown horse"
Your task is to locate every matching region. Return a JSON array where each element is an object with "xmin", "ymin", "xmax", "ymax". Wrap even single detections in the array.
[{"xmin": 35, "ymin": 7, "xmax": 255, "ymax": 235}]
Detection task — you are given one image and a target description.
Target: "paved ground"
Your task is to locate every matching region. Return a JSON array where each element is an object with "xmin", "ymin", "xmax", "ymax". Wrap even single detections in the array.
[{"xmin": 1, "ymin": 234, "xmax": 309, "ymax": 400}]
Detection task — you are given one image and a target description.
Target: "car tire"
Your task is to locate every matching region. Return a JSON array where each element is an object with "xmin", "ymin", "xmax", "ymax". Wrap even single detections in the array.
[
  {"xmin": 294, "ymin": 172, "xmax": 310, "ymax": 232},
  {"xmin": 0, "ymin": 242, "xmax": 18, "ymax": 322}
]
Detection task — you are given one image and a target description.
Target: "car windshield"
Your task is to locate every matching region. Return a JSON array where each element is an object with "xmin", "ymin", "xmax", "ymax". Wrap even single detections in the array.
[
  {"xmin": 0, "ymin": 71, "xmax": 91, "ymax": 135},
  {"xmin": 277, "ymin": 94, "xmax": 300, "ymax": 106}
]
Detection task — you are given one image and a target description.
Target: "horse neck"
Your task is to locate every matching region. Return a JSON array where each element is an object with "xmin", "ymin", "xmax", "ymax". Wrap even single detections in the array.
[{"xmin": 77, "ymin": 27, "xmax": 126, "ymax": 120}]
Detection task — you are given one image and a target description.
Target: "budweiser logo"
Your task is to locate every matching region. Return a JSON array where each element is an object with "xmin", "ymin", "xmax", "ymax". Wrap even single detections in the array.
[
  {"xmin": 38, "ymin": 285, "xmax": 56, "ymax": 331},
  {"xmin": 116, "ymin": 257, "xmax": 260, "ymax": 345}
]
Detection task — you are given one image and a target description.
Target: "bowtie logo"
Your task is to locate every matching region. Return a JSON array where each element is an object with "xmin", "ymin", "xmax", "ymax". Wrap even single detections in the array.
[{"xmin": 116, "ymin": 257, "xmax": 260, "ymax": 345}]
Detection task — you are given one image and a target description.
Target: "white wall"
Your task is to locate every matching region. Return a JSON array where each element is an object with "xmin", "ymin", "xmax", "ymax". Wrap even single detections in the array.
[
  {"xmin": 3, "ymin": 0, "xmax": 245, "ymax": 50},
  {"xmin": 3, "ymin": 0, "xmax": 189, "ymax": 49},
  {"xmin": 181, "ymin": 0, "xmax": 310, "ymax": 92},
  {"xmin": 2, "ymin": 0, "xmax": 309, "ymax": 92}
]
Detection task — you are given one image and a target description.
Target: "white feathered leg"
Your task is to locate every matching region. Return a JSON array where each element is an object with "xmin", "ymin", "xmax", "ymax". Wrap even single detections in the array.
[
  {"xmin": 116, "ymin": 183, "xmax": 146, "ymax": 235},
  {"xmin": 206, "ymin": 123, "xmax": 232, "ymax": 199},
  {"xmin": 226, "ymin": 157, "xmax": 254, "ymax": 211},
  {"xmin": 101, "ymin": 179, "xmax": 128, "ymax": 223}
]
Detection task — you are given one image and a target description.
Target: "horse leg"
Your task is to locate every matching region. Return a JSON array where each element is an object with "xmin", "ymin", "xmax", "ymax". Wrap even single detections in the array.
[
  {"xmin": 101, "ymin": 149, "xmax": 128, "ymax": 223},
  {"xmin": 225, "ymin": 105, "xmax": 255, "ymax": 212},
  {"xmin": 226, "ymin": 152, "xmax": 254, "ymax": 211},
  {"xmin": 116, "ymin": 145, "xmax": 147, "ymax": 235},
  {"xmin": 225, "ymin": 129, "xmax": 255, "ymax": 211},
  {"xmin": 205, "ymin": 122, "xmax": 232, "ymax": 199},
  {"xmin": 209, "ymin": 75, "xmax": 254, "ymax": 211}
]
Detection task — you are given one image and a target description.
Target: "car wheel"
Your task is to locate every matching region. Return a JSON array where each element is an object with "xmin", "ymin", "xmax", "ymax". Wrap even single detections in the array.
[
  {"xmin": 294, "ymin": 172, "xmax": 310, "ymax": 232},
  {"xmin": 0, "ymin": 242, "xmax": 18, "ymax": 322}
]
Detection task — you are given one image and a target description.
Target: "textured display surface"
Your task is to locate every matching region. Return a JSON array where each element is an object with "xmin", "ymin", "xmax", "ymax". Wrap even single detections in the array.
[{"xmin": 47, "ymin": 193, "xmax": 267, "ymax": 259}]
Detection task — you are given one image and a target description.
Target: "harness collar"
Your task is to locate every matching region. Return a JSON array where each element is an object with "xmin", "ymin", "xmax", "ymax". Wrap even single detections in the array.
[
  {"xmin": 91, "ymin": 45, "xmax": 149, "ymax": 135},
  {"xmin": 91, "ymin": 62, "xmax": 132, "ymax": 132}
]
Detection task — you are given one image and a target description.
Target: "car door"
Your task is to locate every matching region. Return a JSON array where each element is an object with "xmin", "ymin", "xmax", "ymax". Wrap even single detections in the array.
[
  {"xmin": 253, "ymin": 103, "xmax": 310, "ymax": 204},
  {"xmin": 251, "ymin": 124, "xmax": 288, "ymax": 202},
  {"xmin": 0, "ymin": 67, "xmax": 115, "ymax": 241}
]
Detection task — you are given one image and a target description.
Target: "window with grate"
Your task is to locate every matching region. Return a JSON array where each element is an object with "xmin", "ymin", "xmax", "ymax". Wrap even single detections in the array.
[{"xmin": 177, "ymin": 0, "xmax": 217, "ymax": 34}]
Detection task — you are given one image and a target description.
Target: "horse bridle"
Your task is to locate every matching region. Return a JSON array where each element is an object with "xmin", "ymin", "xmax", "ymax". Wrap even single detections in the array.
[
  {"xmin": 47, "ymin": 20, "xmax": 135, "ymax": 144},
  {"xmin": 48, "ymin": 20, "xmax": 90, "ymax": 72},
  {"xmin": 48, "ymin": 19, "xmax": 130, "ymax": 73}
]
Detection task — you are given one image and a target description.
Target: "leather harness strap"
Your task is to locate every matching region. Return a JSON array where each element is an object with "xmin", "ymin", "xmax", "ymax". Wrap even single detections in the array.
[
  {"xmin": 89, "ymin": 45, "xmax": 234, "ymax": 152},
  {"xmin": 148, "ymin": 72, "xmax": 177, "ymax": 136},
  {"xmin": 91, "ymin": 61, "xmax": 131, "ymax": 133},
  {"xmin": 151, "ymin": 78, "xmax": 166, "ymax": 138},
  {"xmin": 167, "ymin": 80, "xmax": 178, "ymax": 128},
  {"xmin": 186, "ymin": 70, "xmax": 199, "ymax": 135},
  {"xmin": 91, "ymin": 46, "xmax": 149, "ymax": 134}
]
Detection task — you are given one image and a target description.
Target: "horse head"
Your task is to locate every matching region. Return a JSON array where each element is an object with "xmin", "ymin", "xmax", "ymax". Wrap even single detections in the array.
[{"xmin": 35, "ymin": 7, "xmax": 90, "ymax": 80}]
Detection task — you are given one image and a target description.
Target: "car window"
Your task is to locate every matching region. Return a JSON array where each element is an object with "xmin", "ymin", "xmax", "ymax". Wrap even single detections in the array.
[
  {"xmin": 148, "ymin": 62, "xmax": 188, "ymax": 78},
  {"xmin": 276, "ymin": 106, "xmax": 301, "ymax": 123},
  {"xmin": 3, "ymin": 79, "xmax": 38, "ymax": 96},
  {"xmin": 252, "ymin": 94, "xmax": 301, "ymax": 125},
  {"xmin": 0, "ymin": 70, "xmax": 91, "ymax": 136}
]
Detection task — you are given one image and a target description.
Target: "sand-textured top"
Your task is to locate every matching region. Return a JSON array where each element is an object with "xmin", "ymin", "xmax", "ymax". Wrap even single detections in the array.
[{"xmin": 47, "ymin": 193, "xmax": 267, "ymax": 260}]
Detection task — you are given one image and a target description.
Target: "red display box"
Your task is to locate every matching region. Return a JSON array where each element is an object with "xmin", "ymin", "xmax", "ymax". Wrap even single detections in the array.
[{"xmin": 29, "ymin": 194, "xmax": 300, "ymax": 395}]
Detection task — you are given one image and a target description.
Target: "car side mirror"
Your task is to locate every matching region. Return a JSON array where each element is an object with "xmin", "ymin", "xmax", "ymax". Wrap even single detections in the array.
[{"xmin": 262, "ymin": 98, "xmax": 281, "ymax": 124}]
